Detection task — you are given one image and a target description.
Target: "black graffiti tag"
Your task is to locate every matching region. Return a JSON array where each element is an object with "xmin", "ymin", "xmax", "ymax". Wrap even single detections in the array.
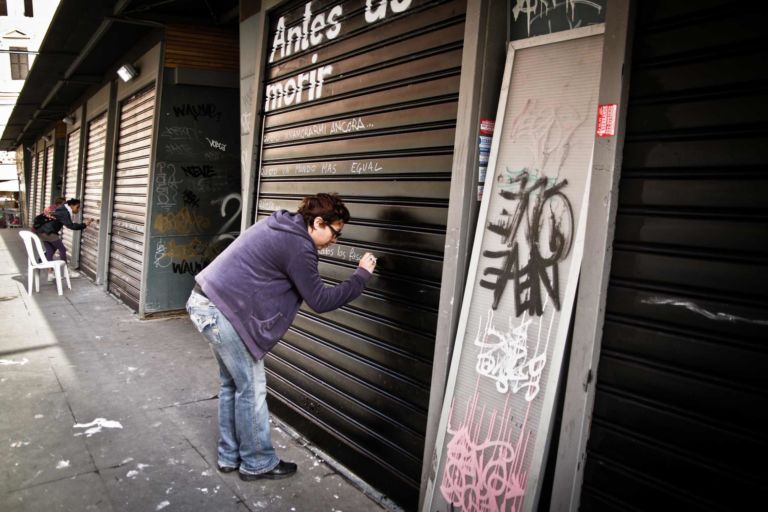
[
  {"xmin": 172, "ymin": 103, "xmax": 222, "ymax": 122},
  {"xmin": 181, "ymin": 165, "xmax": 216, "ymax": 178},
  {"xmin": 182, "ymin": 190, "xmax": 200, "ymax": 208},
  {"xmin": 480, "ymin": 170, "xmax": 574, "ymax": 316},
  {"xmin": 172, "ymin": 259, "xmax": 204, "ymax": 275}
]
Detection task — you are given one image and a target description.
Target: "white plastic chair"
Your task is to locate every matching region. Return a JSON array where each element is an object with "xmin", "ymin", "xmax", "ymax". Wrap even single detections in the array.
[{"xmin": 19, "ymin": 230, "xmax": 71, "ymax": 296}]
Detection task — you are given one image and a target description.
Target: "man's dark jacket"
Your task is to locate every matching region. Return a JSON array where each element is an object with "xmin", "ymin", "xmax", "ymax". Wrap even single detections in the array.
[{"xmin": 39, "ymin": 205, "xmax": 87, "ymax": 234}]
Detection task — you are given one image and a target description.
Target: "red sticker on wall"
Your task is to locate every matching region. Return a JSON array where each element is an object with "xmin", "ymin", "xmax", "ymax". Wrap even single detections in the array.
[
  {"xmin": 596, "ymin": 104, "xmax": 617, "ymax": 137},
  {"xmin": 479, "ymin": 118, "xmax": 495, "ymax": 135}
]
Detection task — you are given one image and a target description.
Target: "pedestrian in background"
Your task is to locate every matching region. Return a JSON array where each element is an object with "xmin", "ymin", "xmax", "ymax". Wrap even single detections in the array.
[{"xmin": 186, "ymin": 193, "xmax": 377, "ymax": 481}]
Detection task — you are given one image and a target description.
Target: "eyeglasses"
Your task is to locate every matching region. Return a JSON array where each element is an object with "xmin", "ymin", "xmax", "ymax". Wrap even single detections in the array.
[{"xmin": 326, "ymin": 223, "xmax": 342, "ymax": 239}]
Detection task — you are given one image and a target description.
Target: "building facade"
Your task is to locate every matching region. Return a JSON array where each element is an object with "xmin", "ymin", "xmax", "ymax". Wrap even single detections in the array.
[{"xmin": 0, "ymin": 0, "xmax": 58, "ymax": 221}]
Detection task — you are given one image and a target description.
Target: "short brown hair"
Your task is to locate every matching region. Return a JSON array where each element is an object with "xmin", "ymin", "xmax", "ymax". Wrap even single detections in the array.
[{"xmin": 297, "ymin": 193, "xmax": 350, "ymax": 227}]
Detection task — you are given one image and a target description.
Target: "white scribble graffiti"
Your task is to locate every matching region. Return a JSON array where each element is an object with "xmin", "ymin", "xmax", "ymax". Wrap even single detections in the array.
[
  {"xmin": 365, "ymin": 0, "xmax": 413, "ymax": 22},
  {"xmin": 205, "ymin": 138, "xmax": 227, "ymax": 152},
  {"xmin": 642, "ymin": 297, "xmax": 768, "ymax": 326},
  {"xmin": 241, "ymin": 149, "xmax": 250, "ymax": 177},
  {"xmin": 164, "ymin": 143, "xmax": 193, "ymax": 155},
  {"xmin": 268, "ymin": 2, "xmax": 343, "ymax": 63},
  {"xmin": 265, "ymin": 54, "xmax": 333, "ymax": 112},
  {"xmin": 207, "ymin": 193, "xmax": 243, "ymax": 253},
  {"xmin": 154, "ymin": 240, "xmax": 171, "ymax": 268},
  {"xmin": 474, "ymin": 302, "xmax": 555, "ymax": 401},
  {"xmin": 241, "ymin": 86, "xmax": 254, "ymax": 135},
  {"xmin": 264, "ymin": 0, "xmax": 415, "ymax": 112},
  {"xmin": 512, "ymin": 0, "xmax": 604, "ymax": 36},
  {"xmin": 155, "ymin": 162, "xmax": 182, "ymax": 210}
]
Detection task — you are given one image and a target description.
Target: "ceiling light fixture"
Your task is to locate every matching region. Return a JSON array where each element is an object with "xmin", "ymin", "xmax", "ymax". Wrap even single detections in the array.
[{"xmin": 117, "ymin": 63, "xmax": 138, "ymax": 82}]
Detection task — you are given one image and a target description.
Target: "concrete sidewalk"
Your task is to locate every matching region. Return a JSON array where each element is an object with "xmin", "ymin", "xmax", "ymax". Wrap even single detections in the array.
[{"xmin": 0, "ymin": 228, "xmax": 397, "ymax": 512}]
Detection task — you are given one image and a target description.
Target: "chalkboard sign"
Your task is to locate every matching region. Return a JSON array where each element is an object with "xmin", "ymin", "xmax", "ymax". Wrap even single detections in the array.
[
  {"xmin": 509, "ymin": 0, "xmax": 607, "ymax": 40},
  {"xmin": 423, "ymin": 26, "xmax": 605, "ymax": 512},
  {"xmin": 144, "ymin": 69, "xmax": 241, "ymax": 313}
]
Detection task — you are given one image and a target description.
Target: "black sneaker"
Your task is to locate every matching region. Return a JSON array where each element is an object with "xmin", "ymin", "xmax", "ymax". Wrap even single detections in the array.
[
  {"xmin": 217, "ymin": 464, "xmax": 238, "ymax": 473},
  {"xmin": 238, "ymin": 460, "xmax": 297, "ymax": 481}
]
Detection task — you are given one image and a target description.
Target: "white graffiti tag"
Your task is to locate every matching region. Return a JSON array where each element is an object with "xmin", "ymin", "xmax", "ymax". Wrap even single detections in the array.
[
  {"xmin": 154, "ymin": 163, "xmax": 182, "ymax": 210},
  {"xmin": 473, "ymin": 310, "xmax": 547, "ymax": 401},
  {"xmin": 154, "ymin": 240, "xmax": 171, "ymax": 268},
  {"xmin": 512, "ymin": 0, "xmax": 604, "ymax": 36}
]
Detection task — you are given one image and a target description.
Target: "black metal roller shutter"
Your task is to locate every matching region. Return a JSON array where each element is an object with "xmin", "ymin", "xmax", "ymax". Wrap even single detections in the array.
[
  {"xmin": 107, "ymin": 87, "xmax": 155, "ymax": 312},
  {"xmin": 581, "ymin": 3, "xmax": 768, "ymax": 511},
  {"xmin": 80, "ymin": 114, "xmax": 107, "ymax": 281},
  {"xmin": 43, "ymin": 145, "xmax": 54, "ymax": 207},
  {"xmin": 257, "ymin": 0, "xmax": 465, "ymax": 507},
  {"xmin": 34, "ymin": 151, "xmax": 44, "ymax": 215},
  {"xmin": 62, "ymin": 129, "xmax": 80, "ymax": 261}
]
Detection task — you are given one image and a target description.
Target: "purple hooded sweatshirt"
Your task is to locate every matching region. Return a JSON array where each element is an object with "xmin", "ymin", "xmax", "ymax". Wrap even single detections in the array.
[{"xmin": 195, "ymin": 210, "xmax": 371, "ymax": 360}]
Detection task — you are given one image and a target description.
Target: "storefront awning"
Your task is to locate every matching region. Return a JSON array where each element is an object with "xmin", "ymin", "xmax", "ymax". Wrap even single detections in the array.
[{"xmin": 0, "ymin": 0, "xmax": 238, "ymax": 152}]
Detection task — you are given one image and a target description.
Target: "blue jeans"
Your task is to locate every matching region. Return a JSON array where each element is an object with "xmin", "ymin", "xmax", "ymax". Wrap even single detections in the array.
[{"xmin": 186, "ymin": 291, "xmax": 279, "ymax": 475}]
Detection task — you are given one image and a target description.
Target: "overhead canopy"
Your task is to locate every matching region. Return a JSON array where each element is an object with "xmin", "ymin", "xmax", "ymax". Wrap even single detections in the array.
[{"xmin": 0, "ymin": 0, "xmax": 238, "ymax": 151}]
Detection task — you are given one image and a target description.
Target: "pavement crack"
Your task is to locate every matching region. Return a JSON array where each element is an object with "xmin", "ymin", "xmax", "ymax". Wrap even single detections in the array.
[
  {"xmin": 15, "ymin": 469, "xmax": 101, "ymax": 492},
  {"xmin": 60, "ymin": 385, "xmax": 103, "ymax": 483},
  {"xmin": 49, "ymin": 362, "xmax": 66, "ymax": 394},
  {"xmin": 66, "ymin": 296, "xmax": 87, "ymax": 318},
  {"xmin": 103, "ymin": 459, "xmax": 137, "ymax": 470},
  {"xmin": 158, "ymin": 395, "xmax": 218, "ymax": 410}
]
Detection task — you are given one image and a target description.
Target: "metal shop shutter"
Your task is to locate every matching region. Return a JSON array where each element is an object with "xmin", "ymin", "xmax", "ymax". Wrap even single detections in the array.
[
  {"xmin": 62, "ymin": 129, "xmax": 80, "ymax": 261},
  {"xmin": 34, "ymin": 151, "xmax": 44, "ymax": 215},
  {"xmin": 581, "ymin": 3, "xmax": 768, "ymax": 511},
  {"xmin": 107, "ymin": 87, "xmax": 155, "ymax": 312},
  {"xmin": 27, "ymin": 152, "xmax": 37, "ymax": 223},
  {"xmin": 257, "ymin": 0, "xmax": 465, "ymax": 506},
  {"xmin": 43, "ymin": 145, "xmax": 54, "ymax": 207},
  {"xmin": 80, "ymin": 114, "xmax": 107, "ymax": 281}
]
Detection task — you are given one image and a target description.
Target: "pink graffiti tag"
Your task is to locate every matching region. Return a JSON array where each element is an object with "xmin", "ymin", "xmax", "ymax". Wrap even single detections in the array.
[{"xmin": 440, "ymin": 389, "xmax": 531, "ymax": 512}]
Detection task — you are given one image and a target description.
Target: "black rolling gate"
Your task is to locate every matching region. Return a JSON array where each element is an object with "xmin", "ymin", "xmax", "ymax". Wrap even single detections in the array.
[
  {"xmin": 256, "ymin": 0, "xmax": 466, "ymax": 507},
  {"xmin": 581, "ymin": 2, "xmax": 767, "ymax": 511}
]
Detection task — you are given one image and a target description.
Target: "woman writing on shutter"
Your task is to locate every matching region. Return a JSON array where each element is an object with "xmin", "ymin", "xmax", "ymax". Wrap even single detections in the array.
[{"xmin": 187, "ymin": 193, "xmax": 377, "ymax": 481}]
